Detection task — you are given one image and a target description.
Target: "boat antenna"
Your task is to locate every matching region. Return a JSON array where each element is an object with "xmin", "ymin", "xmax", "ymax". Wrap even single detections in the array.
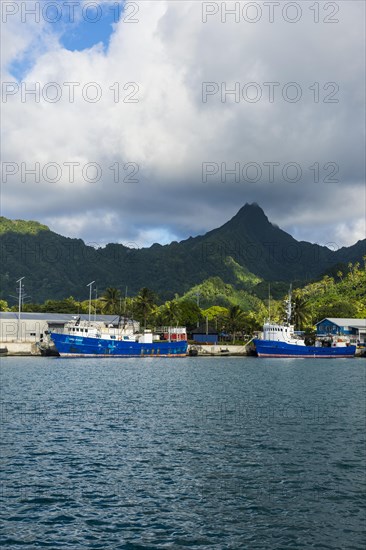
[
  {"xmin": 285, "ymin": 284, "xmax": 292, "ymax": 324},
  {"xmin": 268, "ymin": 283, "xmax": 271, "ymax": 322}
]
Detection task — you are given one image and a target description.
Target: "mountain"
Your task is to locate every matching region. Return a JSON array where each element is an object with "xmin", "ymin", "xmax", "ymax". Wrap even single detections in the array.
[{"xmin": 0, "ymin": 205, "xmax": 365, "ymax": 304}]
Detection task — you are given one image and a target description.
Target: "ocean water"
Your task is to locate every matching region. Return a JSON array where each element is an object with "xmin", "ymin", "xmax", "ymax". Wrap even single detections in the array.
[{"xmin": 1, "ymin": 356, "xmax": 365, "ymax": 549}]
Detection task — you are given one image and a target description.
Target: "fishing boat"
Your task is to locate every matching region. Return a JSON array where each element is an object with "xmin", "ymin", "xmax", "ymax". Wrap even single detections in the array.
[
  {"xmin": 50, "ymin": 318, "xmax": 188, "ymax": 357},
  {"xmin": 253, "ymin": 288, "xmax": 356, "ymax": 358}
]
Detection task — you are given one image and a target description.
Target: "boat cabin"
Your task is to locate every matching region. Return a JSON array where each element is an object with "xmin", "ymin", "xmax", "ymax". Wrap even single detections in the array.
[{"xmin": 262, "ymin": 323, "xmax": 305, "ymax": 345}]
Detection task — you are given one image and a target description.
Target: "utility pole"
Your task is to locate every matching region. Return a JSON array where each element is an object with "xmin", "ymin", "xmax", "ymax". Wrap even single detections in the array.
[
  {"xmin": 87, "ymin": 281, "xmax": 95, "ymax": 323},
  {"xmin": 16, "ymin": 277, "xmax": 25, "ymax": 340},
  {"xmin": 94, "ymin": 287, "xmax": 98, "ymax": 322},
  {"xmin": 196, "ymin": 291, "xmax": 200, "ymax": 328},
  {"xmin": 124, "ymin": 286, "xmax": 128, "ymax": 316}
]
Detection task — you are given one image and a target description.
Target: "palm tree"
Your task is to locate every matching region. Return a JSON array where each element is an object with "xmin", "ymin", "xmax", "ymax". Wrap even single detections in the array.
[
  {"xmin": 243, "ymin": 311, "xmax": 262, "ymax": 334},
  {"xmin": 292, "ymin": 291, "xmax": 311, "ymax": 330},
  {"xmin": 162, "ymin": 300, "xmax": 181, "ymax": 326},
  {"xmin": 101, "ymin": 287, "xmax": 121, "ymax": 314},
  {"xmin": 226, "ymin": 305, "xmax": 246, "ymax": 344},
  {"xmin": 135, "ymin": 287, "xmax": 156, "ymax": 328}
]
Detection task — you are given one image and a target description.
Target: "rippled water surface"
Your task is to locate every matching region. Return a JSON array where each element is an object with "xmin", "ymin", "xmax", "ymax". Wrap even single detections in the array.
[{"xmin": 1, "ymin": 357, "xmax": 365, "ymax": 549}]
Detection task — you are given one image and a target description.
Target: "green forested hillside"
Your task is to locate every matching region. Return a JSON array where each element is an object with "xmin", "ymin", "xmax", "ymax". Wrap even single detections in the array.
[
  {"xmin": 0, "ymin": 217, "xmax": 49, "ymax": 235},
  {"xmin": 293, "ymin": 260, "xmax": 366, "ymax": 325},
  {"xmin": 1, "ymin": 261, "xmax": 364, "ymax": 340},
  {"xmin": 179, "ymin": 276, "xmax": 265, "ymax": 311},
  {"xmin": 1, "ymin": 204, "xmax": 365, "ymax": 305}
]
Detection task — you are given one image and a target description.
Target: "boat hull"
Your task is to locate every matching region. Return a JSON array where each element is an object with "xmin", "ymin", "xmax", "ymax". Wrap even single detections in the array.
[
  {"xmin": 50, "ymin": 333, "xmax": 188, "ymax": 357},
  {"xmin": 253, "ymin": 339, "xmax": 356, "ymax": 358}
]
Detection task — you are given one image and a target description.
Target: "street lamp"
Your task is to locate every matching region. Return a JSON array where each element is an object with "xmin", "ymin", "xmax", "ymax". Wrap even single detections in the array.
[
  {"xmin": 16, "ymin": 277, "xmax": 25, "ymax": 340},
  {"xmin": 87, "ymin": 281, "xmax": 95, "ymax": 323}
]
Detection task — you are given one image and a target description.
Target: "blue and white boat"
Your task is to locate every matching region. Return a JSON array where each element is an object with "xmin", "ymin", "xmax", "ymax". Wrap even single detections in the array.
[
  {"xmin": 50, "ymin": 319, "xmax": 188, "ymax": 357},
  {"xmin": 253, "ymin": 289, "xmax": 356, "ymax": 358}
]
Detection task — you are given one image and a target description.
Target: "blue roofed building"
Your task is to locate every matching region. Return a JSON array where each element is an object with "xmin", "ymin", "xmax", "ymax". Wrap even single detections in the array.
[{"xmin": 316, "ymin": 318, "xmax": 366, "ymax": 343}]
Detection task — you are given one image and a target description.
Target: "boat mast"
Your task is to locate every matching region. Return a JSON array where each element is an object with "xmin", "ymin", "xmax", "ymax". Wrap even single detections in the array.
[
  {"xmin": 285, "ymin": 284, "xmax": 292, "ymax": 324},
  {"xmin": 123, "ymin": 286, "xmax": 128, "ymax": 329},
  {"xmin": 87, "ymin": 281, "xmax": 95, "ymax": 324},
  {"xmin": 268, "ymin": 283, "xmax": 271, "ymax": 322}
]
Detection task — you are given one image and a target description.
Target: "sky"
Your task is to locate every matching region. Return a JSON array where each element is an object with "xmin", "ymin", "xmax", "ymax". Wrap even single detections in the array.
[{"xmin": 1, "ymin": 0, "xmax": 365, "ymax": 251}]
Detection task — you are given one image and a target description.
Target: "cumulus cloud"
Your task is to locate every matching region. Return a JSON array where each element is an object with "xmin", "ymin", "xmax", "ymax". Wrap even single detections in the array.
[{"xmin": 1, "ymin": 0, "xmax": 365, "ymax": 247}]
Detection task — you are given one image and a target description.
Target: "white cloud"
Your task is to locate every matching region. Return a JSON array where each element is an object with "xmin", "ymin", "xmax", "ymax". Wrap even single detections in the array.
[
  {"xmin": 1, "ymin": 0, "xmax": 365, "ymax": 248},
  {"xmin": 334, "ymin": 219, "xmax": 366, "ymax": 248}
]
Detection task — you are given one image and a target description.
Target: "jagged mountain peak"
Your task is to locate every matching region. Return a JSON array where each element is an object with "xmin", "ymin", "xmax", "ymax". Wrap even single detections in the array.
[
  {"xmin": 0, "ymin": 206, "xmax": 364, "ymax": 302},
  {"xmin": 224, "ymin": 202, "xmax": 271, "ymax": 230},
  {"xmin": 238, "ymin": 202, "xmax": 265, "ymax": 213}
]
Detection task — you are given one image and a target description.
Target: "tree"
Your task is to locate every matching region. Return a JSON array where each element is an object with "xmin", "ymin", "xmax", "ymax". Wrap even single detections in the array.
[
  {"xmin": 135, "ymin": 287, "xmax": 157, "ymax": 328},
  {"xmin": 160, "ymin": 300, "xmax": 181, "ymax": 326},
  {"xmin": 121, "ymin": 297, "xmax": 136, "ymax": 321},
  {"xmin": 22, "ymin": 303, "xmax": 42, "ymax": 313},
  {"xmin": 177, "ymin": 300, "xmax": 201, "ymax": 329},
  {"xmin": 317, "ymin": 300, "xmax": 358, "ymax": 319},
  {"xmin": 101, "ymin": 287, "xmax": 121, "ymax": 314},
  {"xmin": 156, "ymin": 299, "xmax": 201, "ymax": 330},
  {"xmin": 201, "ymin": 306, "xmax": 228, "ymax": 332},
  {"xmin": 0, "ymin": 299, "xmax": 9, "ymax": 312},
  {"xmin": 41, "ymin": 296, "xmax": 79, "ymax": 313},
  {"xmin": 243, "ymin": 311, "xmax": 262, "ymax": 334},
  {"xmin": 225, "ymin": 305, "xmax": 246, "ymax": 344},
  {"xmin": 292, "ymin": 291, "xmax": 311, "ymax": 330}
]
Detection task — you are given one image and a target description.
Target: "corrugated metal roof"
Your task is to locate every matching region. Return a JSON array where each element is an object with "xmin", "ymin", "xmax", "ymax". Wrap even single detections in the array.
[
  {"xmin": 0, "ymin": 312, "xmax": 131, "ymax": 323},
  {"xmin": 316, "ymin": 318, "xmax": 366, "ymax": 328}
]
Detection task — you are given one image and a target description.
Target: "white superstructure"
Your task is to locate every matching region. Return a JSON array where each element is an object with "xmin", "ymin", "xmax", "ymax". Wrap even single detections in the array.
[{"xmin": 262, "ymin": 322, "xmax": 305, "ymax": 345}]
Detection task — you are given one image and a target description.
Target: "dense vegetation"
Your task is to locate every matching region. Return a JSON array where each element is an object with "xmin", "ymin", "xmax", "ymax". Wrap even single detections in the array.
[
  {"xmin": 1, "ymin": 204, "xmax": 365, "ymax": 304},
  {"xmin": 0, "ymin": 217, "xmax": 49, "ymax": 235},
  {"xmin": 1, "ymin": 260, "xmax": 365, "ymax": 340},
  {"xmin": 1, "ymin": 206, "xmax": 364, "ymax": 342}
]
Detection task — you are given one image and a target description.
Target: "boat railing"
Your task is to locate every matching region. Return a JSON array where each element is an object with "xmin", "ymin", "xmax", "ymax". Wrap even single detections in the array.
[{"xmin": 154, "ymin": 326, "xmax": 187, "ymax": 334}]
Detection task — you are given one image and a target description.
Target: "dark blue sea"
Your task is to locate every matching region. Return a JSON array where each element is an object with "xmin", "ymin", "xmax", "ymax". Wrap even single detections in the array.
[{"xmin": 1, "ymin": 357, "xmax": 365, "ymax": 549}]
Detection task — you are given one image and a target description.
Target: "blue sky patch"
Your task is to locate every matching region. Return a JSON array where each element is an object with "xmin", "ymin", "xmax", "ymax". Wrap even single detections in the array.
[
  {"xmin": 8, "ymin": 1, "xmax": 125, "ymax": 79},
  {"xmin": 8, "ymin": 56, "xmax": 35, "ymax": 81},
  {"xmin": 58, "ymin": 1, "xmax": 124, "ymax": 52}
]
